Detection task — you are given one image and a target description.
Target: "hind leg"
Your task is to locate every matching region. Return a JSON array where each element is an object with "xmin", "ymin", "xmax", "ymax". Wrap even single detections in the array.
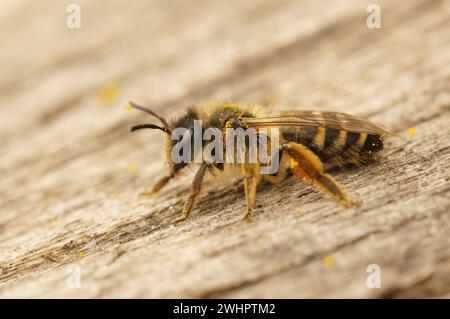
[{"xmin": 283, "ymin": 142, "xmax": 357, "ymax": 207}]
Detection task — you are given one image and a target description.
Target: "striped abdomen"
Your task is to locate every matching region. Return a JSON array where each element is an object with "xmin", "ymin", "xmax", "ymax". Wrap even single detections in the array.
[{"xmin": 281, "ymin": 126, "xmax": 384, "ymax": 166}]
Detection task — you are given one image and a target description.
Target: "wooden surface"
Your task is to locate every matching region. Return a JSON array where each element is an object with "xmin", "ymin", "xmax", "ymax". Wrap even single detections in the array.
[{"xmin": 0, "ymin": 0, "xmax": 449, "ymax": 298}]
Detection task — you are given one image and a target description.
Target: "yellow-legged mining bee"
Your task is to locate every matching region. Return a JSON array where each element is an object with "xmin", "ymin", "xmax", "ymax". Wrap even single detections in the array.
[{"xmin": 130, "ymin": 101, "xmax": 388, "ymax": 222}]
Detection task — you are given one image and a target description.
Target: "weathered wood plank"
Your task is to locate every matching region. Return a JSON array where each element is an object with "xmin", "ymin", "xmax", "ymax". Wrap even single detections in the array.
[{"xmin": 0, "ymin": 0, "xmax": 449, "ymax": 297}]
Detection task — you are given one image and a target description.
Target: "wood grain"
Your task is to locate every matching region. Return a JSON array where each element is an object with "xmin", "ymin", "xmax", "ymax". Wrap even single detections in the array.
[{"xmin": 0, "ymin": 0, "xmax": 449, "ymax": 298}]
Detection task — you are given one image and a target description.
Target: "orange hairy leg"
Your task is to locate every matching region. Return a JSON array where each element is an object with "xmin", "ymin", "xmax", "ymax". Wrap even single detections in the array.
[{"xmin": 283, "ymin": 142, "xmax": 356, "ymax": 207}]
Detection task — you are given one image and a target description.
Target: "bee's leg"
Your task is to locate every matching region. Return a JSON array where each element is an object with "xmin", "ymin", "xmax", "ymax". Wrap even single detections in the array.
[
  {"xmin": 263, "ymin": 149, "xmax": 289, "ymax": 184},
  {"xmin": 284, "ymin": 142, "xmax": 357, "ymax": 207},
  {"xmin": 138, "ymin": 174, "xmax": 174, "ymax": 197},
  {"xmin": 246, "ymin": 177, "xmax": 258, "ymax": 221},
  {"xmin": 152, "ymin": 174, "xmax": 174, "ymax": 193},
  {"xmin": 242, "ymin": 165, "xmax": 259, "ymax": 221},
  {"xmin": 177, "ymin": 163, "xmax": 208, "ymax": 223}
]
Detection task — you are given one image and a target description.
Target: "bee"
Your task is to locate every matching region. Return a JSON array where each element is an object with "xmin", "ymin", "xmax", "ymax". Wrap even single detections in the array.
[{"xmin": 129, "ymin": 101, "xmax": 388, "ymax": 222}]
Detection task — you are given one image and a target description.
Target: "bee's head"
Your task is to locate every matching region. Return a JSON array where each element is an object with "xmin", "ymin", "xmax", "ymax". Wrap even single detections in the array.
[{"xmin": 130, "ymin": 101, "xmax": 200, "ymax": 175}]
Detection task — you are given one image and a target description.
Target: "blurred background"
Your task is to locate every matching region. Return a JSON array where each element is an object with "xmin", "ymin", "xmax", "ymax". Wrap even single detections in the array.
[{"xmin": 0, "ymin": 0, "xmax": 449, "ymax": 298}]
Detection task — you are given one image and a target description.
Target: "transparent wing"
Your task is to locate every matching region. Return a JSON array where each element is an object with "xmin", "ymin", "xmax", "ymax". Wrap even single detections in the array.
[{"xmin": 242, "ymin": 110, "xmax": 388, "ymax": 135}]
